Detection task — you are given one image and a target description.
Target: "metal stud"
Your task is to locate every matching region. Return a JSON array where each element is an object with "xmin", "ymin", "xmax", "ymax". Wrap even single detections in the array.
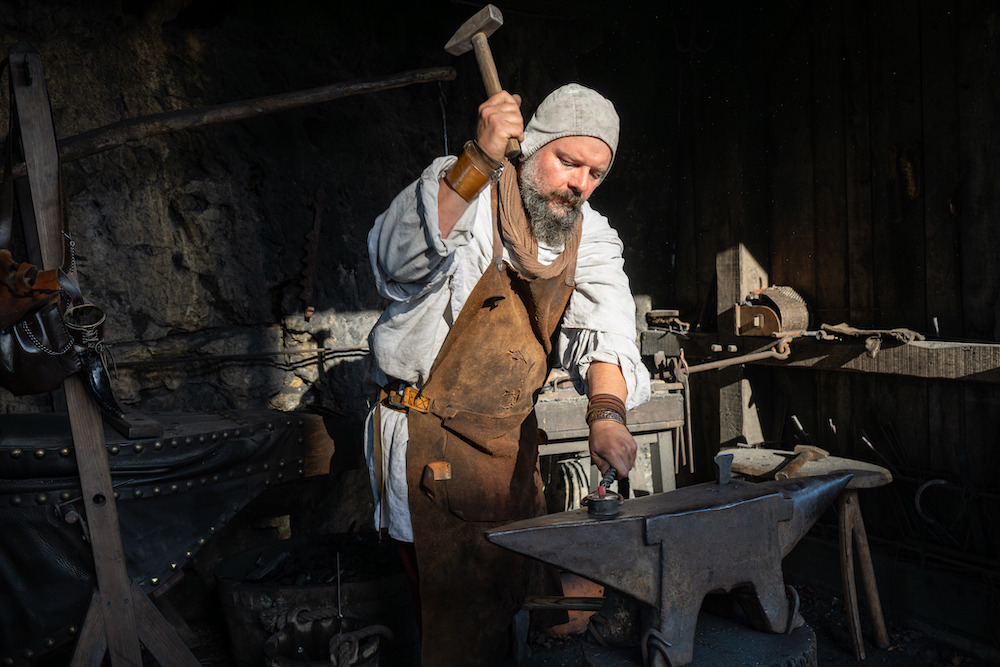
[
  {"xmin": 21, "ymin": 649, "xmax": 33, "ymax": 660},
  {"xmin": 154, "ymin": 441, "xmax": 163, "ymax": 450},
  {"xmin": 211, "ymin": 433, "xmax": 218, "ymax": 442},
  {"xmin": 33, "ymin": 449, "xmax": 45, "ymax": 459},
  {"xmin": 43, "ymin": 638, "xmax": 55, "ymax": 649},
  {"xmin": 171, "ymin": 439, "xmax": 180, "ymax": 448},
  {"xmin": 9, "ymin": 449, "xmax": 21, "ymax": 459},
  {"xmin": 185, "ymin": 437, "xmax": 193, "ymax": 446},
  {"xmin": 209, "ymin": 526, "xmax": 216, "ymax": 534},
  {"xmin": 35, "ymin": 494, "xmax": 47, "ymax": 505},
  {"xmin": 231, "ymin": 502, "xmax": 240, "ymax": 511},
  {"xmin": 220, "ymin": 516, "xmax": 227, "ymax": 524},
  {"xmin": 185, "ymin": 550, "xmax": 193, "ymax": 559},
  {"xmin": 212, "ymin": 475, "xmax": 220, "ymax": 483},
  {"xmin": 198, "ymin": 435, "xmax": 206, "ymax": 444},
  {"xmin": 150, "ymin": 577, "xmax": 159, "ymax": 585},
  {"xmin": 68, "ymin": 626, "xmax": 78, "ymax": 636},
  {"xmin": 277, "ymin": 473, "xmax": 284, "ymax": 481},
  {"xmin": 279, "ymin": 460, "xmax": 286, "ymax": 468},
  {"xmin": 134, "ymin": 443, "xmax": 144, "ymax": 453},
  {"xmin": 245, "ymin": 467, "xmax": 252, "ymax": 475},
  {"xmin": 263, "ymin": 464, "xmax": 270, "ymax": 471},
  {"xmin": 9, "ymin": 496, "xmax": 21, "ymax": 507},
  {"xmin": 298, "ymin": 469, "xmax": 304, "ymax": 476},
  {"xmin": 264, "ymin": 479, "xmax": 271, "ymax": 487},
  {"xmin": 170, "ymin": 561, "xmax": 178, "ymax": 570},
  {"xmin": 222, "ymin": 431, "xmax": 230, "ymax": 439},
  {"xmin": 153, "ymin": 487, "xmax": 161, "ymax": 496},
  {"xmin": 298, "ymin": 419, "xmax": 305, "ymax": 428},
  {"xmin": 228, "ymin": 470, "xmax": 235, "ymax": 478},
  {"xmin": 114, "ymin": 491, "xmax": 120, "ymax": 500},
  {"xmin": 133, "ymin": 489, "xmax": 143, "ymax": 499},
  {"xmin": 198, "ymin": 538, "xmax": 206, "ymax": 545},
  {"xmin": 3, "ymin": 656, "xmax": 13, "ymax": 666},
  {"xmin": 170, "ymin": 484, "xmax": 179, "ymax": 493},
  {"xmin": 186, "ymin": 480, "xmax": 194, "ymax": 489},
  {"xmin": 109, "ymin": 445, "xmax": 120, "ymax": 455},
  {"xmin": 59, "ymin": 448, "xmax": 72, "ymax": 458},
  {"xmin": 286, "ymin": 420, "xmax": 292, "ymax": 427},
  {"xmin": 234, "ymin": 429, "xmax": 241, "ymax": 437},
  {"xmin": 199, "ymin": 477, "xmax": 207, "ymax": 486},
  {"xmin": 60, "ymin": 491, "xmax": 72, "ymax": 501},
  {"xmin": 267, "ymin": 422, "xmax": 274, "ymax": 430}
]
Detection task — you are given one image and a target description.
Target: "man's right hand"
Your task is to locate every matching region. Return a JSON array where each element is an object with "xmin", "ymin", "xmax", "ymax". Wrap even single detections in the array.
[{"xmin": 476, "ymin": 91, "xmax": 524, "ymax": 163}]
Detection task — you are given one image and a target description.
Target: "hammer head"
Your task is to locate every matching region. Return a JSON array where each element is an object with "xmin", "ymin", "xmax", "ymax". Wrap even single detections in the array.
[{"xmin": 444, "ymin": 4, "xmax": 503, "ymax": 55}]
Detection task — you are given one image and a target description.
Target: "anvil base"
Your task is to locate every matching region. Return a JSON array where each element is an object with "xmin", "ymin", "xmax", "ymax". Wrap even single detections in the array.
[{"xmin": 583, "ymin": 611, "xmax": 817, "ymax": 667}]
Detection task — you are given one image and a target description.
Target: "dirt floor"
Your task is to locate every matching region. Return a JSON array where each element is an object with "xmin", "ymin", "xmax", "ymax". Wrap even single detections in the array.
[
  {"xmin": 509, "ymin": 572, "xmax": 992, "ymax": 667},
  {"xmin": 137, "ymin": 575, "xmax": 991, "ymax": 667}
]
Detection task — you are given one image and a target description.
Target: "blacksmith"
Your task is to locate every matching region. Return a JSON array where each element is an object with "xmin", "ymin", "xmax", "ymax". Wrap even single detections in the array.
[{"xmin": 365, "ymin": 83, "xmax": 651, "ymax": 665}]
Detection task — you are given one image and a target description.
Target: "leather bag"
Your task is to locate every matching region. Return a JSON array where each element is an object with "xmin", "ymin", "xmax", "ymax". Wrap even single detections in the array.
[{"xmin": 0, "ymin": 297, "xmax": 80, "ymax": 395}]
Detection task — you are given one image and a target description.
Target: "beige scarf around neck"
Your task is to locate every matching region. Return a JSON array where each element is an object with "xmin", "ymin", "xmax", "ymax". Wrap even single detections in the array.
[{"xmin": 496, "ymin": 160, "xmax": 581, "ymax": 282}]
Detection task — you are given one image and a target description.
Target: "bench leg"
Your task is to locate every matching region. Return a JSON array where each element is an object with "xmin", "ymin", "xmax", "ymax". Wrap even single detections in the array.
[
  {"xmin": 839, "ymin": 489, "xmax": 891, "ymax": 660},
  {"xmin": 838, "ymin": 491, "xmax": 865, "ymax": 660},
  {"xmin": 852, "ymin": 494, "xmax": 890, "ymax": 649}
]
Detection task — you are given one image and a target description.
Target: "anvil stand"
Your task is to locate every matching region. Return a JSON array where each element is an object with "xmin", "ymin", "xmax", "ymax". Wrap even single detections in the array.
[{"xmin": 8, "ymin": 42, "xmax": 199, "ymax": 667}]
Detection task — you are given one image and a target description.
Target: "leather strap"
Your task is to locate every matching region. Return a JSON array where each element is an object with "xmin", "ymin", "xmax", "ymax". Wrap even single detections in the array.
[{"xmin": 373, "ymin": 389, "xmax": 385, "ymax": 530}]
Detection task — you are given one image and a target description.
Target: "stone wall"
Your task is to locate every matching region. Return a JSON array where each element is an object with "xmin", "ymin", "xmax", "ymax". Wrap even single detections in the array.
[{"xmin": 0, "ymin": 0, "xmax": 676, "ymax": 424}]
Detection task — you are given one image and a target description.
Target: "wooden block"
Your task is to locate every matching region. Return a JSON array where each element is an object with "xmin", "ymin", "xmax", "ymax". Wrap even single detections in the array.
[{"xmin": 103, "ymin": 408, "xmax": 164, "ymax": 439}]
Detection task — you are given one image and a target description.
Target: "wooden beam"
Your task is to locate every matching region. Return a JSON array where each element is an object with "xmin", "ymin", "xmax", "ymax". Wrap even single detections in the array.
[
  {"xmin": 641, "ymin": 331, "xmax": 1000, "ymax": 383},
  {"xmin": 0, "ymin": 66, "xmax": 456, "ymax": 180}
]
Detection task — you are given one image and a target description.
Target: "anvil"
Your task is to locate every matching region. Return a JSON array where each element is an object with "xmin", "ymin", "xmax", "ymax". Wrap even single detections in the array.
[{"xmin": 485, "ymin": 473, "xmax": 852, "ymax": 666}]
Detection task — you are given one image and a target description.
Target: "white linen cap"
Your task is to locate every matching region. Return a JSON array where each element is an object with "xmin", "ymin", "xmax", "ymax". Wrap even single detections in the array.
[{"xmin": 521, "ymin": 83, "xmax": 620, "ymax": 174}]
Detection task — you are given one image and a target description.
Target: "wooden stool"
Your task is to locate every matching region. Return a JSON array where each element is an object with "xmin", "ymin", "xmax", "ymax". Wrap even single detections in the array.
[{"xmin": 728, "ymin": 448, "xmax": 893, "ymax": 660}]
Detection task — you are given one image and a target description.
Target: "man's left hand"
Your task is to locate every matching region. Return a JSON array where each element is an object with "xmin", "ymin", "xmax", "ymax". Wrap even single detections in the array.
[{"xmin": 589, "ymin": 417, "xmax": 637, "ymax": 479}]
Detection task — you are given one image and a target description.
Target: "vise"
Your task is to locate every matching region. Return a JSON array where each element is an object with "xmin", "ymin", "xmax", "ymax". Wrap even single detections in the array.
[{"xmin": 485, "ymin": 467, "xmax": 852, "ymax": 666}]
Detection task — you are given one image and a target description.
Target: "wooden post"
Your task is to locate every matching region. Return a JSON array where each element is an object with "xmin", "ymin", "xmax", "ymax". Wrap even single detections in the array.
[
  {"xmin": 716, "ymin": 244, "xmax": 768, "ymax": 448},
  {"xmin": 9, "ymin": 41, "xmax": 198, "ymax": 667}
]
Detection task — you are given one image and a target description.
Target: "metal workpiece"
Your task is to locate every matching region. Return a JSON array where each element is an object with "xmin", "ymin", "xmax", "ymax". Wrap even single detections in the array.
[{"xmin": 486, "ymin": 472, "xmax": 853, "ymax": 667}]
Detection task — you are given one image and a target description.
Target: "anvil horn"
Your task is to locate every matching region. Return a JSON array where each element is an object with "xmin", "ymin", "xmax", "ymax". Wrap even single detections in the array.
[{"xmin": 485, "ymin": 473, "xmax": 853, "ymax": 667}]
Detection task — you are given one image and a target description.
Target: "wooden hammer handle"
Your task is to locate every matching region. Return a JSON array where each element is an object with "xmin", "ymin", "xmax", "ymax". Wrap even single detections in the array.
[{"xmin": 471, "ymin": 32, "xmax": 521, "ymax": 159}]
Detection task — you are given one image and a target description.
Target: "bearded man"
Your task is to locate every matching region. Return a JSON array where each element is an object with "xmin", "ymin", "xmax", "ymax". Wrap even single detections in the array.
[{"xmin": 365, "ymin": 83, "xmax": 651, "ymax": 666}]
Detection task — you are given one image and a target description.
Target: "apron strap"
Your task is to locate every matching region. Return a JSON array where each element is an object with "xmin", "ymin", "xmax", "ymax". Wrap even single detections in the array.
[
  {"xmin": 491, "ymin": 182, "xmax": 503, "ymax": 272},
  {"xmin": 373, "ymin": 388, "xmax": 387, "ymax": 532}
]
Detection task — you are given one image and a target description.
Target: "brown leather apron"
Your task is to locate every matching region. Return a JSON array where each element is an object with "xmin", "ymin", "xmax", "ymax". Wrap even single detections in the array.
[{"xmin": 405, "ymin": 191, "xmax": 577, "ymax": 666}]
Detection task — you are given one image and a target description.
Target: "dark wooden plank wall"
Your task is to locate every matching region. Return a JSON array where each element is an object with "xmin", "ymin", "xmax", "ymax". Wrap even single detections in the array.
[
  {"xmin": 676, "ymin": 0, "xmax": 1000, "ymax": 335},
  {"xmin": 674, "ymin": 0, "xmax": 1000, "ymax": 549}
]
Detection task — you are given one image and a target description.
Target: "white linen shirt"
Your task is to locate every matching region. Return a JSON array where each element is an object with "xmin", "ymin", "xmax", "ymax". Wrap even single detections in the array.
[{"xmin": 365, "ymin": 156, "xmax": 651, "ymax": 542}]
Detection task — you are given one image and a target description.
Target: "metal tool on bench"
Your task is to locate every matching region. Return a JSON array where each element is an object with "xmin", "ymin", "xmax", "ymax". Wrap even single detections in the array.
[
  {"xmin": 445, "ymin": 4, "xmax": 521, "ymax": 158},
  {"xmin": 734, "ymin": 285, "xmax": 809, "ymax": 337},
  {"xmin": 486, "ymin": 455, "xmax": 853, "ymax": 667},
  {"xmin": 775, "ymin": 444, "xmax": 829, "ymax": 480}
]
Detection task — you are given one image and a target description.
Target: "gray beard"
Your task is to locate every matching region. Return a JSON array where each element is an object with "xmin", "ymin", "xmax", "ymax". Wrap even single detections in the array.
[{"xmin": 520, "ymin": 157, "xmax": 582, "ymax": 247}]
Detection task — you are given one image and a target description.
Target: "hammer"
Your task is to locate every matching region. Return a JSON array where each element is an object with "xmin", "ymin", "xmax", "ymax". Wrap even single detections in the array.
[
  {"xmin": 775, "ymin": 444, "xmax": 829, "ymax": 480},
  {"xmin": 444, "ymin": 4, "xmax": 521, "ymax": 159}
]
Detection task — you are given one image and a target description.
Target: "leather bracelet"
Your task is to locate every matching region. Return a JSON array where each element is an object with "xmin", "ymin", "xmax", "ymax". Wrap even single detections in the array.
[
  {"xmin": 587, "ymin": 393, "xmax": 627, "ymax": 427},
  {"xmin": 586, "ymin": 408, "xmax": 626, "ymax": 427},
  {"xmin": 443, "ymin": 140, "xmax": 504, "ymax": 202}
]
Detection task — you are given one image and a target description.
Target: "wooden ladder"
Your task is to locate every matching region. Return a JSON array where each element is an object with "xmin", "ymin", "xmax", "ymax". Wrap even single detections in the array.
[{"xmin": 8, "ymin": 41, "xmax": 199, "ymax": 667}]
